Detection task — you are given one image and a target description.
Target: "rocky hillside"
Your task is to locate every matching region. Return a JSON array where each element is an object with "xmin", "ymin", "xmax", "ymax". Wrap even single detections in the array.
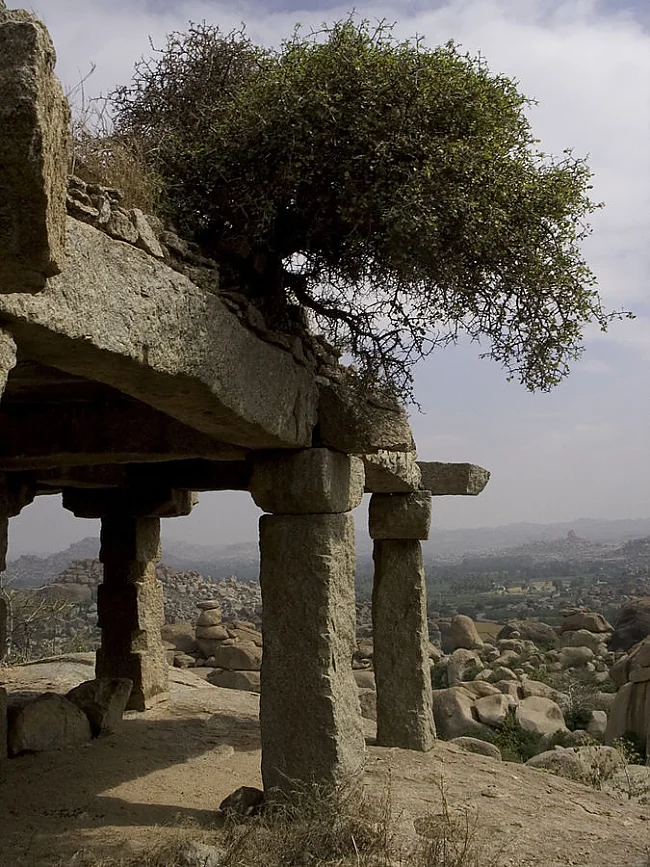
[{"xmin": 4, "ymin": 559, "xmax": 262, "ymax": 663}]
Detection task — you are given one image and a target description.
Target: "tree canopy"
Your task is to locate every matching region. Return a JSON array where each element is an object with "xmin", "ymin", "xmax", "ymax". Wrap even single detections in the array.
[{"xmin": 111, "ymin": 18, "xmax": 623, "ymax": 401}]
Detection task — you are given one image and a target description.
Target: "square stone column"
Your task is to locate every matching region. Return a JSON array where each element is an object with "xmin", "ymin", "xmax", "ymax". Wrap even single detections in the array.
[
  {"xmin": 369, "ymin": 492, "xmax": 436, "ymax": 750},
  {"xmin": 97, "ymin": 515, "xmax": 168, "ymax": 710},
  {"xmin": 252, "ymin": 448, "xmax": 366, "ymax": 798}
]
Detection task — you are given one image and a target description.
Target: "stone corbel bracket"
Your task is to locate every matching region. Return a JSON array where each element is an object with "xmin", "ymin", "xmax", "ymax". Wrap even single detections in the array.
[{"xmin": 362, "ymin": 451, "xmax": 490, "ymax": 496}]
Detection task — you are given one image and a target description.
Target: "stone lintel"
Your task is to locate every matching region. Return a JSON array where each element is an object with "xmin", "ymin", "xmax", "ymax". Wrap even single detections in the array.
[
  {"xmin": 0, "ymin": 9, "xmax": 69, "ymax": 291},
  {"xmin": 32, "ymin": 459, "xmax": 251, "ymax": 492},
  {"xmin": 251, "ymin": 448, "xmax": 364, "ymax": 515},
  {"xmin": 0, "ymin": 401, "xmax": 244, "ymax": 470},
  {"xmin": 317, "ymin": 383, "xmax": 415, "ymax": 454},
  {"xmin": 372, "ymin": 539, "xmax": 436, "ymax": 750},
  {"xmin": 63, "ymin": 486, "xmax": 197, "ymax": 519},
  {"xmin": 129, "ymin": 459, "xmax": 251, "ymax": 492},
  {"xmin": 259, "ymin": 512, "xmax": 365, "ymax": 796},
  {"xmin": 362, "ymin": 450, "xmax": 421, "ymax": 493},
  {"xmin": 0, "ymin": 219, "xmax": 318, "ymax": 449},
  {"xmin": 418, "ymin": 462, "xmax": 490, "ymax": 496},
  {"xmin": 368, "ymin": 491, "xmax": 432, "ymax": 540}
]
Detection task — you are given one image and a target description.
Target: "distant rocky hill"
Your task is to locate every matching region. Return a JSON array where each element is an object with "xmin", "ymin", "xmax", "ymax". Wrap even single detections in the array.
[
  {"xmin": 5, "ymin": 516, "xmax": 649, "ymax": 592},
  {"xmin": 4, "ymin": 537, "xmax": 100, "ymax": 588}
]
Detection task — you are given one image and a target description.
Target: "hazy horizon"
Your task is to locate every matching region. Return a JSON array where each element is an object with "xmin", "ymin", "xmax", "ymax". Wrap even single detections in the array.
[{"xmin": 6, "ymin": 492, "xmax": 650, "ymax": 559}]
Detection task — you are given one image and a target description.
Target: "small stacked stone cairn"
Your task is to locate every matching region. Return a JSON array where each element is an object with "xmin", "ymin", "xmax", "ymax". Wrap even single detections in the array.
[{"xmin": 163, "ymin": 601, "xmax": 263, "ymax": 692}]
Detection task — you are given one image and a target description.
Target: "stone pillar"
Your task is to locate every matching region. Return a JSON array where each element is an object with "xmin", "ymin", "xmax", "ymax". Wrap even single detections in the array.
[
  {"xmin": 251, "ymin": 448, "xmax": 366, "ymax": 798},
  {"xmin": 96, "ymin": 514, "xmax": 168, "ymax": 711},
  {"xmin": 369, "ymin": 491, "xmax": 436, "ymax": 751}
]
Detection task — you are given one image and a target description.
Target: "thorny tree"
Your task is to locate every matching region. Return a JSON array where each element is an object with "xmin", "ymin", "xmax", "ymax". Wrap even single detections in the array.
[{"xmin": 110, "ymin": 18, "xmax": 629, "ymax": 401}]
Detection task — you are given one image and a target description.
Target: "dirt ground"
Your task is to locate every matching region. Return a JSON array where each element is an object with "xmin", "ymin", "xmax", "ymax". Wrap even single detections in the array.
[{"xmin": 1, "ymin": 655, "xmax": 649, "ymax": 867}]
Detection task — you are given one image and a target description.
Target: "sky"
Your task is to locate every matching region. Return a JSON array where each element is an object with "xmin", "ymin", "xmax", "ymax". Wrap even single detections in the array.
[{"xmin": 6, "ymin": 0, "xmax": 650, "ymax": 555}]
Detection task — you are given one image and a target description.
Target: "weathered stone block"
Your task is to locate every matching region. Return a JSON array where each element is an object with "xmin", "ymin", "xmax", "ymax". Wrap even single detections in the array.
[
  {"xmin": 259, "ymin": 512, "xmax": 365, "ymax": 796},
  {"xmin": 100, "ymin": 515, "xmax": 161, "ymax": 567},
  {"xmin": 362, "ymin": 450, "xmax": 421, "ymax": 493},
  {"xmin": 196, "ymin": 608, "xmax": 222, "ymax": 628},
  {"xmin": 66, "ymin": 677, "xmax": 133, "ymax": 736},
  {"xmin": 251, "ymin": 449, "xmax": 364, "ymax": 514},
  {"xmin": 0, "ymin": 10, "xmax": 69, "ymax": 291},
  {"xmin": 368, "ymin": 491, "xmax": 432, "ymax": 540},
  {"xmin": 95, "ymin": 647, "xmax": 168, "ymax": 712},
  {"xmin": 8, "ymin": 693, "xmax": 91, "ymax": 755},
  {"xmin": 98, "ymin": 578, "xmax": 164, "ymax": 644},
  {"xmin": 161, "ymin": 621, "xmax": 199, "ymax": 655},
  {"xmin": 418, "ymin": 462, "xmax": 490, "ymax": 496},
  {"xmin": 372, "ymin": 539, "xmax": 436, "ymax": 750},
  {"xmin": 318, "ymin": 383, "xmax": 414, "ymax": 454}
]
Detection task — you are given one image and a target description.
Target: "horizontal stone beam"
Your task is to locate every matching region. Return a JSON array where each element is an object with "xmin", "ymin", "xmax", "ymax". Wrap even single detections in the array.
[
  {"xmin": 0, "ymin": 8, "xmax": 69, "ymax": 291},
  {"xmin": 362, "ymin": 450, "xmax": 421, "ymax": 493},
  {"xmin": 417, "ymin": 462, "xmax": 490, "ymax": 496},
  {"xmin": 0, "ymin": 401, "xmax": 245, "ymax": 470},
  {"xmin": 63, "ymin": 487, "xmax": 197, "ymax": 518},
  {"xmin": 0, "ymin": 219, "xmax": 318, "ymax": 449},
  {"xmin": 32, "ymin": 459, "xmax": 251, "ymax": 492}
]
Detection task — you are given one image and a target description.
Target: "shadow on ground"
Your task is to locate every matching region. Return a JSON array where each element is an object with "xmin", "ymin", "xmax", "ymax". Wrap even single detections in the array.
[{"xmin": 0, "ymin": 692, "xmax": 263, "ymax": 866}]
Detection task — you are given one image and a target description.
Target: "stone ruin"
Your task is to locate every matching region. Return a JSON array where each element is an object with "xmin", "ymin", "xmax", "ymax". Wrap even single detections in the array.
[{"xmin": 0, "ymin": 6, "xmax": 490, "ymax": 799}]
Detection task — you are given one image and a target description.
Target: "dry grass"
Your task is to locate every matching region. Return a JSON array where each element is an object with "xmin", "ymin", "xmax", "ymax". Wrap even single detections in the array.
[
  {"xmin": 71, "ymin": 131, "xmax": 162, "ymax": 213},
  {"xmin": 66, "ymin": 70, "xmax": 161, "ymax": 212},
  {"xmin": 62, "ymin": 778, "xmax": 511, "ymax": 867}
]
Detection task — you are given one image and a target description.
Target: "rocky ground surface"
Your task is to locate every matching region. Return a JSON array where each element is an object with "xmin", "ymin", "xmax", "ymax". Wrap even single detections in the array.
[{"xmin": 0, "ymin": 656, "xmax": 649, "ymax": 867}]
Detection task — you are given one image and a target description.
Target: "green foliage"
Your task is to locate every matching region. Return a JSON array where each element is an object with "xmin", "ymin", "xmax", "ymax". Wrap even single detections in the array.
[
  {"xmin": 564, "ymin": 705, "xmax": 594, "ymax": 732},
  {"xmin": 110, "ymin": 17, "xmax": 627, "ymax": 400},
  {"xmin": 615, "ymin": 733, "xmax": 647, "ymax": 765},
  {"xmin": 474, "ymin": 709, "xmax": 543, "ymax": 763}
]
